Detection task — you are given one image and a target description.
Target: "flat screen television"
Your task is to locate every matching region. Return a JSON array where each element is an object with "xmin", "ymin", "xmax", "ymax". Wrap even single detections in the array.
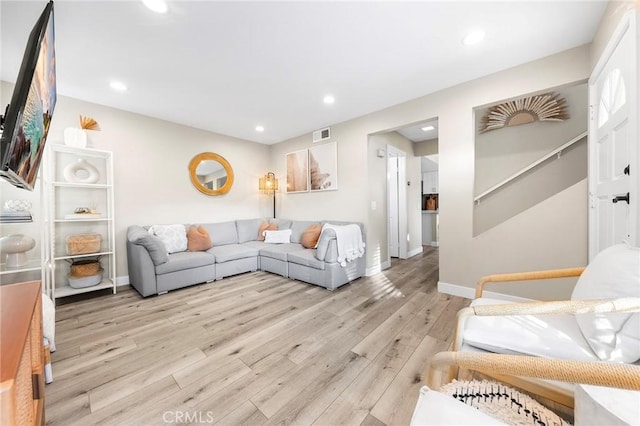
[{"xmin": 0, "ymin": 1, "xmax": 56, "ymax": 191}]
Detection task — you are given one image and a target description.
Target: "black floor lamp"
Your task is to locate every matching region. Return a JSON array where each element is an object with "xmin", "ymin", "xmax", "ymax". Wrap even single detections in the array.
[{"xmin": 259, "ymin": 172, "xmax": 278, "ymax": 218}]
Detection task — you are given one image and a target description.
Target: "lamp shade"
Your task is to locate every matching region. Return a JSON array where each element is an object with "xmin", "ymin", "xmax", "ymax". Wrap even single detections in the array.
[{"xmin": 259, "ymin": 172, "xmax": 278, "ymax": 193}]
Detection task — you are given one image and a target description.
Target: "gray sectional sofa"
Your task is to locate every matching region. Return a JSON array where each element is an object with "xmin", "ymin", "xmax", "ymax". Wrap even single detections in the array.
[{"xmin": 126, "ymin": 218, "xmax": 365, "ymax": 297}]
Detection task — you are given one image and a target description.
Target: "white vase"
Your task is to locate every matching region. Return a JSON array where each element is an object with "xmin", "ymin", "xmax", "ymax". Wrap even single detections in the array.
[
  {"xmin": 63, "ymin": 158, "xmax": 100, "ymax": 184},
  {"xmin": 0, "ymin": 234, "xmax": 36, "ymax": 268},
  {"xmin": 64, "ymin": 127, "xmax": 87, "ymax": 148}
]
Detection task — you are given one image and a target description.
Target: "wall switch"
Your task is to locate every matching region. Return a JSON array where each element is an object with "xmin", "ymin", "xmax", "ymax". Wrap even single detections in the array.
[{"xmin": 371, "ymin": 201, "xmax": 377, "ymax": 210}]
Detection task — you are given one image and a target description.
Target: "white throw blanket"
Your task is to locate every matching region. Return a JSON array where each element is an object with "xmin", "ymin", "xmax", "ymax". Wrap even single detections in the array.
[
  {"xmin": 42, "ymin": 293, "xmax": 56, "ymax": 352},
  {"xmin": 322, "ymin": 223, "xmax": 365, "ymax": 267}
]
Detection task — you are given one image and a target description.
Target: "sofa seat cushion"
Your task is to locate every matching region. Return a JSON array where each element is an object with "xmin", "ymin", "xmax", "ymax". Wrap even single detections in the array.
[
  {"xmin": 260, "ymin": 243, "xmax": 304, "ymax": 261},
  {"xmin": 464, "ymin": 297, "xmax": 597, "ymax": 361},
  {"xmin": 208, "ymin": 244, "xmax": 259, "ymax": 263},
  {"xmin": 287, "ymin": 249, "xmax": 326, "ymax": 270},
  {"xmin": 242, "ymin": 241, "xmax": 268, "ymax": 250},
  {"xmin": 155, "ymin": 251, "xmax": 215, "ymax": 275}
]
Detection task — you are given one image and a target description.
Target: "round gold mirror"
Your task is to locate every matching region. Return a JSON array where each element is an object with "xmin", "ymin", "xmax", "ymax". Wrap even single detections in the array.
[{"xmin": 188, "ymin": 152, "xmax": 234, "ymax": 195}]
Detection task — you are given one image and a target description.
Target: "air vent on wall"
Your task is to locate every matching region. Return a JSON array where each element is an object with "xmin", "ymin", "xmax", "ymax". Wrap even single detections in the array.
[{"xmin": 312, "ymin": 127, "xmax": 331, "ymax": 143}]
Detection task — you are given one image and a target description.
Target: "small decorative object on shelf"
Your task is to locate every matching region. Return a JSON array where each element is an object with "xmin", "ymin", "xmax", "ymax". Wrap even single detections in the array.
[
  {"xmin": 63, "ymin": 158, "xmax": 100, "ymax": 184},
  {"xmin": 63, "ymin": 115, "xmax": 101, "ymax": 148},
  {"xmin": 64, "ymin": 206, "xmax": 102, "ymax": 219},
  {"xmin": 0, "ymin": 211, "xmax": 33, "ymax": 223},
  {"xmin": 0, "ymin": 234, "xmax": 36, "ymax": 267},
  {"xmin": 3, "ymin": 199, "xmax": 32, "ymax": 212}
]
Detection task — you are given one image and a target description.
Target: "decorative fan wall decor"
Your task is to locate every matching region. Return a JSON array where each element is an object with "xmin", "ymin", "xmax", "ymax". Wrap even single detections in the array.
[{"xmin": 480, "ymin": 92, "xmax": 569, "ymax": 133}]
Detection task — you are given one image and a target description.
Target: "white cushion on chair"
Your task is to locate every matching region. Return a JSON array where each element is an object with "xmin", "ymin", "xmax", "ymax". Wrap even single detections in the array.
[
  {"xmin": 410, "ymin": 385, "xmax": 506, "ymax": 425},
  {"xmin": 571, "ymin": 243, "xmax": 640, "ymax": 363},
  {"xmin": 464, "ymin": 298, "xmax": 597, "ymax": 361}
]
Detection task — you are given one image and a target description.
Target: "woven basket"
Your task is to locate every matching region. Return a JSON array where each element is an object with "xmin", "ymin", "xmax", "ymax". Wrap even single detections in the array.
[
  {"xmin": 66, "ymin": 233, "xmax": 101, "ymax": 255},
  {"xmin": 69, "ymin": 258, "xmax": 102, "ymax": 277}
]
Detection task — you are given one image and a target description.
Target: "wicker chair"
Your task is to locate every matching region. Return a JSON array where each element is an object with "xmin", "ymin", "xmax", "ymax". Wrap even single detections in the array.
[{"xmin": 412, "ymin": 243, "xmax": 640, "ymax": 424}]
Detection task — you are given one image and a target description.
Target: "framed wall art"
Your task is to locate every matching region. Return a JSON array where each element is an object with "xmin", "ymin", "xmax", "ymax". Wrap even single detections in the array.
[
  {"xmin": 309, "ymin": 142, "xmax": 337, "ymax": 191},
  {"xmin": 285, "ymin": 149, "xmax": 309, "ymax": 193}
]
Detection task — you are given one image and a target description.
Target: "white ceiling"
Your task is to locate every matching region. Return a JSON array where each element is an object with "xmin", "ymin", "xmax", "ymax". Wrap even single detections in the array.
[
  {"xmin": 1, "ymin": 1, "xmax": 608, "ymax": 145},
  {"xmin": 397, "ymin": 119, "xmax": 439, "ymax": 142}
]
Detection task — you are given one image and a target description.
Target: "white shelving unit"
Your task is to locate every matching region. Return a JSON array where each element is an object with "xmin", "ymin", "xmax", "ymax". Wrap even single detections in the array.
[{"xmin": 44, "ymin": 144, "xmax": 116, "ymax": 300}]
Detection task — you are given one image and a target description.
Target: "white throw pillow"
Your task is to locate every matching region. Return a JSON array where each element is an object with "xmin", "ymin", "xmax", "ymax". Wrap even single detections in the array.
[
  {"xmin": 571, "ymin": 243, "xmax": 640, "ymax": 363},
  {"xmin": 148, "ymin": 224, "xmax": 187, "ymax": 254},
  {"xmin": 264, "ymin": 229, "xmax": 292, "ymax": 244}
]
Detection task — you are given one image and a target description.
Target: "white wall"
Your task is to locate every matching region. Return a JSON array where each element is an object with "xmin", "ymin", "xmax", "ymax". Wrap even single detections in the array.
[
  {"xmin": 1, "ymin": 81, "xmax": 271, "ymax": 279},
  {"xmin": 273, "ymin": 45, "xmax": 591, "ymax": 299}
]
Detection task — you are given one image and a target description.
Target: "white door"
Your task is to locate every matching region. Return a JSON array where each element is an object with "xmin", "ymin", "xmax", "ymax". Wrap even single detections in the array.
[
  {"xmin": 388, "ymin": 153, "xmax": 400, "ymax": 258},
  {"xmin": 589, "ymin": 13, "xmax": 638, "ymax": 260},
  {"xmin": 387, "ymin": 145, "xmax": 408, "ymax": 259}
]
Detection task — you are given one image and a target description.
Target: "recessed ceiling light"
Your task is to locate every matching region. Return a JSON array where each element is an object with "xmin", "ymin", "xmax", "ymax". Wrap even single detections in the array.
[
  {"xmin": 109, "ymin": 81, "xmax": 127, "ymax": 92},
  {"xmin": 421, "ymin": 125, "xmax": 435, "ymax": 132},
  {"xmin": 255, "ymin": 125, "xmax": 264, "ymax": 132},
  {"xmin": 323, "ymin": 95, "xmax": 335, "ymax": 104},
  {"xmin": 462, "ymin": 30, "xmax": 485, "ymax": 46},
  {"xmin": 142, "ymin": 0, "xmax": 168, "ymax": 13}
]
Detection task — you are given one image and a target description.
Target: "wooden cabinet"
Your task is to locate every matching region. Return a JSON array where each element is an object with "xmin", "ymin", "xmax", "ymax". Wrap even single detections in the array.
[{"xmin": 0, "ymin": 280, "xmax": 45, "ymax": 425}]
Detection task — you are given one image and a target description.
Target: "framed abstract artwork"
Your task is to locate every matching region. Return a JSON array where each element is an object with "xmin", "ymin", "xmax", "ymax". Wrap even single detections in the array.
[
  {"xmin": 285, "ymin": 149, "xmax": 309, "ymax": 193},
  {"xmin": 309, "ymin": 142, "xmax": 337, "ymax": 191}
]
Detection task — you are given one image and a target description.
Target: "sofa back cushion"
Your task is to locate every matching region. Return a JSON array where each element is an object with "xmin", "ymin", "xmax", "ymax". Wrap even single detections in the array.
[
  {"xmin": 290, "ymin": 220, "xmax": 320, "ymax": 244},
  {"xmin": 201, "ymin": 221, "xmax": 238, "ymax": 246},
  {"xmin": 571, "ymin": 243, "xmax": 640, "ymax": 363},
  {"xmin": 270, "ymin": 219, "xmax": 292, "ymax": 230},
  {"xmin": 236, "ymin": 218, "xmax": 264, "ymax": 243}
]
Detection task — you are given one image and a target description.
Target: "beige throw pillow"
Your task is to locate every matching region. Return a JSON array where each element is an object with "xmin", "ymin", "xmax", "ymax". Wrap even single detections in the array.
[
  {"xmin": 187, "ymin": 225, "xmax": 213, "ymax": 251},
  {"xmin": 301, "ymin": 224, "xmax": 322, "ymax": 248}
]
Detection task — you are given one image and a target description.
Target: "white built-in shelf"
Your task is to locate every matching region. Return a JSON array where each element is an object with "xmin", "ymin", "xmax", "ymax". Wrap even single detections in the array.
[
  {"xmin": 53, "ymin": 182, "xmax": 111, "ymax": 189},
  {"xmin": 53, "ymin": 279, "xmax": 115, "ymax": 298},
  {"xmin": 54, "ymin": 251, "xmax": 113, "ymax": 262},
  {"xmin": 54, "ymin": 218, "xmax": 112, "ymax": 223}
]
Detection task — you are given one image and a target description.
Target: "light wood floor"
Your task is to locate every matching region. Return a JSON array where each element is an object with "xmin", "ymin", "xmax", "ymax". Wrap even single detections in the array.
[{"xmin": 46, "ymin": 247, "xmax": 470, "ymax": 425}]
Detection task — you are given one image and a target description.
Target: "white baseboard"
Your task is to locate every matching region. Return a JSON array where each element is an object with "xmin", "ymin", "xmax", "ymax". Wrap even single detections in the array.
[
  {"xmin": 116, "ymin": 275, "xmax": 130, "ymax": 286},
  {"xmin": 430, "ymin": 241, "xmax": 439, "ymax": 247},
  {"xmin": 437, "ymin": 281, "xmax": 534, "ymax": 302},
  {"xmin": 366, "ymin": 260, "xmax": 391, "ymax": 276},
  {"xmin": 407, "ymin": 246, "xmax": 423, "ymax": 258}
]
